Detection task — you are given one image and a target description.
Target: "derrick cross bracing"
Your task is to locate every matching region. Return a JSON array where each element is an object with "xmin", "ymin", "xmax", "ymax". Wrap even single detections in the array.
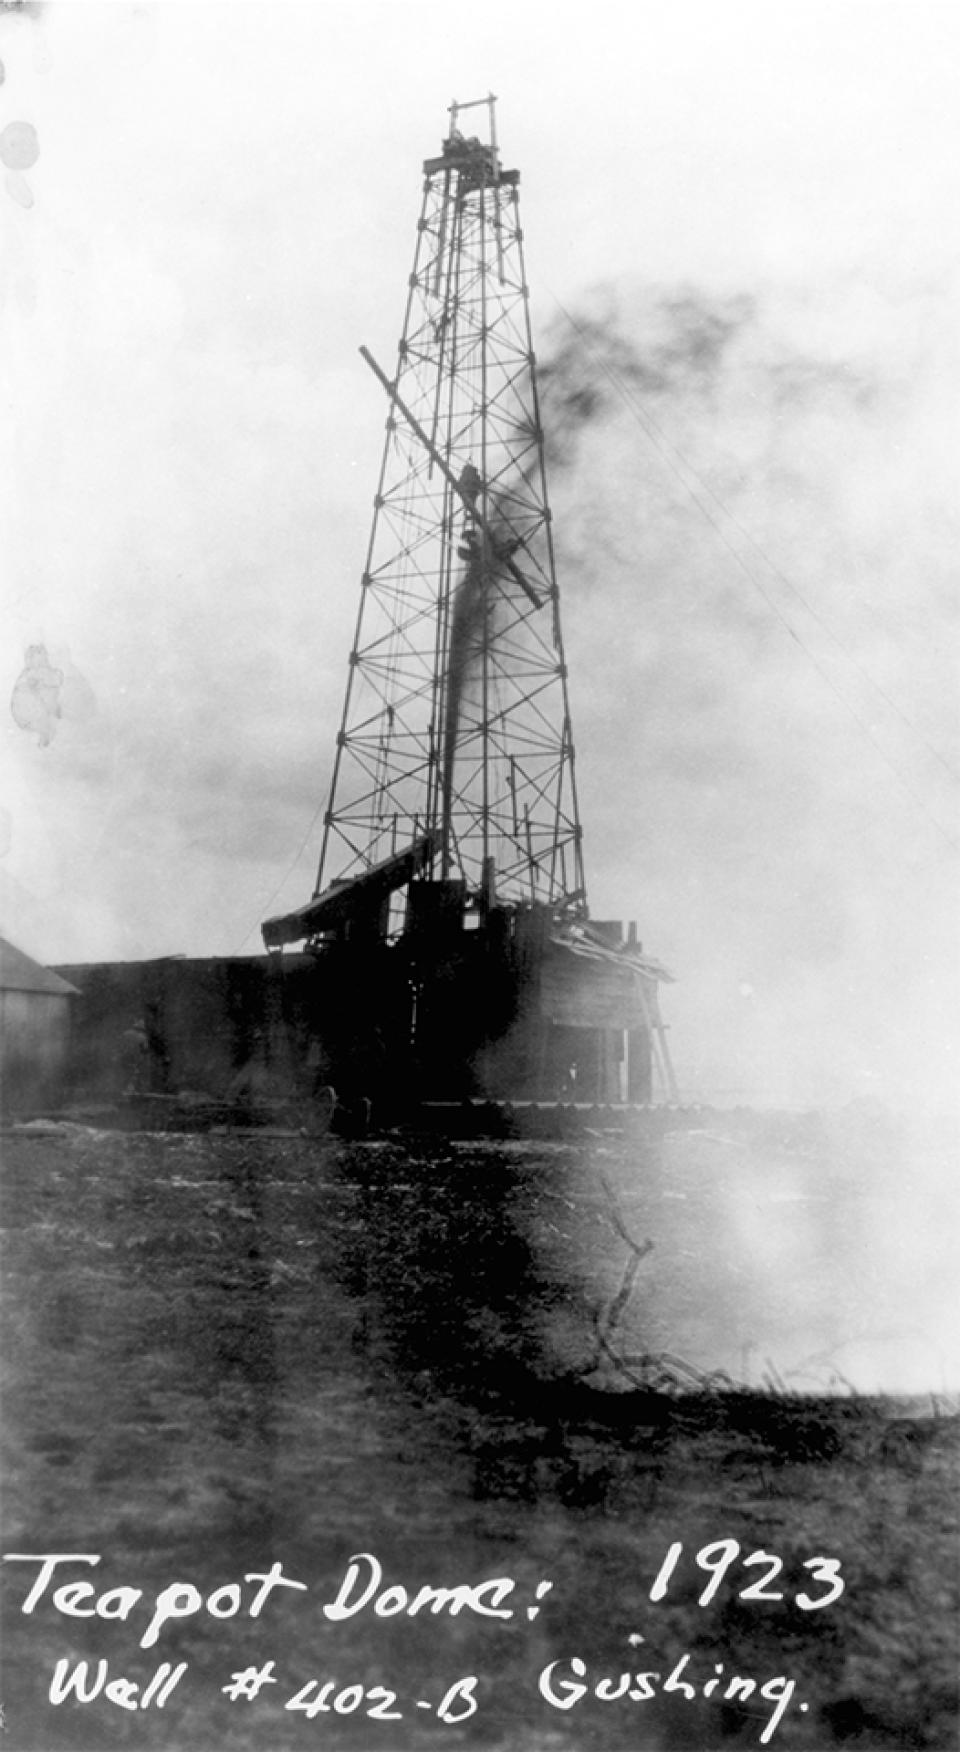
[{"xmin": 310, "ymin": 92, "xmax": 586, "ymax": 922}]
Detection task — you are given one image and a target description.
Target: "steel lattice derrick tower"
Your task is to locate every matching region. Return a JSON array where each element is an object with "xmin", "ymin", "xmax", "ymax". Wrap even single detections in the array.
[{"xmin": 316, "ymin": 97, "xmax": 586, "ymax": 920}]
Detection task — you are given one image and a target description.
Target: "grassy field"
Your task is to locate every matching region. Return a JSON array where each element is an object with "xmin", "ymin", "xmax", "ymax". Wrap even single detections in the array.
[{"xmin": 1, "ymin": 1125, "xmax": 957, "ymax": 1750}]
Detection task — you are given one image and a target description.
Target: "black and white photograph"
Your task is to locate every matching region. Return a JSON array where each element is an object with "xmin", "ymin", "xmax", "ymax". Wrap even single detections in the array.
[{"xmin": 1, "ymin": 3, "xmax": 958, "ymax": 1747}]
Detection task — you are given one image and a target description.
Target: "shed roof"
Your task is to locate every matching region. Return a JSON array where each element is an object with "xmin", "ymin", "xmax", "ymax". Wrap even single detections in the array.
[{"xmin": 0, "ymin": 936, "xmax": 80, "ymax": 997}]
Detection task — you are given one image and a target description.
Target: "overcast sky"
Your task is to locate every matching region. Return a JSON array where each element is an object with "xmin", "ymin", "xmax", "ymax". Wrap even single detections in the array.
[{"xmin": 2, "ymin": 0, "xmax": 958, "ymax": 1106}]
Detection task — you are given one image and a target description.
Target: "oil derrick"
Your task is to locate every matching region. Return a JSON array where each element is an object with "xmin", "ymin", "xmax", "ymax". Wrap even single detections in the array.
[
  {"xmin": 320, "ymin": 98, "xmax": 583, "ymax": 912},
  {"xmin": 264, "ymin": 99, "xmax": 676, "ymax": 1118}
]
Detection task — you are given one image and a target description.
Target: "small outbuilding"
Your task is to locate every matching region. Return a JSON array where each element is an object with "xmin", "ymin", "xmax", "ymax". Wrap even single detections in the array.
[{"xmin": 0, "ymin": 935, "xmax": 80, "ymax": 1115}]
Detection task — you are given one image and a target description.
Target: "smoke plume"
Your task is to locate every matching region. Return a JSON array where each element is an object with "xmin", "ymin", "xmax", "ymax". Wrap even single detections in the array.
[{"xmin": 535, "ymin": 279, "xmax": 958, "ymax": 1110}]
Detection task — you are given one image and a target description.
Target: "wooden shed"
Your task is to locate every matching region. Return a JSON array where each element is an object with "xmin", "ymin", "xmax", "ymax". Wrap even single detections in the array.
[{"xmin": 0, "ymin": 936, "xmax": 80, "ymax": 1115}]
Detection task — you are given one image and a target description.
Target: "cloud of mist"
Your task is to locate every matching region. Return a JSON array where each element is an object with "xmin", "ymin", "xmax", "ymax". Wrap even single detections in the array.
[{"xmin": 537, "ymin": 278, "xmax": 959, "ymax": 1110}]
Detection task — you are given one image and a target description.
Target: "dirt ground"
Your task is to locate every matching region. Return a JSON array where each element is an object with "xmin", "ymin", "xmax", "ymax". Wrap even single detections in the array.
[{"xmin": 1, "ymin": 1123, "xmax": 957, "ymax": 1751}]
